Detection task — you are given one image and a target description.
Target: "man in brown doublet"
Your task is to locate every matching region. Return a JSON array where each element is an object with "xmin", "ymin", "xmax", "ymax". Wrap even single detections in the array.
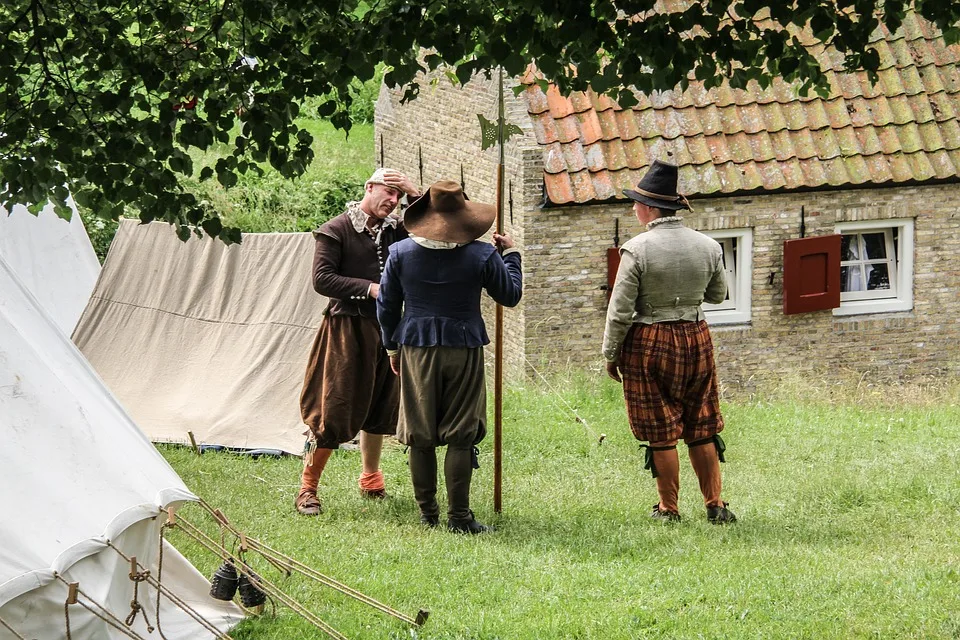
[{"xmin": 295, "ymin": 168, "xmax": 419, "ymax": 516}]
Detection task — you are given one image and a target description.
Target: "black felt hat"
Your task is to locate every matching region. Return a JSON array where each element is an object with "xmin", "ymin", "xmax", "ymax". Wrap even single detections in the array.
[{"xmin": 623, "ymin": 160, "xmax": 691, "ymax": 211}]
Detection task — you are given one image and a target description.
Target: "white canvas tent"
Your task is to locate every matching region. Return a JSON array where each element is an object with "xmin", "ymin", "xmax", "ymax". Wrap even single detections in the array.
[
  {"xmin": 0, "ymin": 254, "xmax": 244, "ymax": 639},
  {"xmin": 74, "ymin": 220, "xmax": 326, "ymax": 455},
  {"xmin": 0, "ymin": 199, "xmax": 101, "ymax": 335}
]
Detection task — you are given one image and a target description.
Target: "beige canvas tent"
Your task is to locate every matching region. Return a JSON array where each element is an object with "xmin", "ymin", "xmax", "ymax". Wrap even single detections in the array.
[{"xmin": 74, "ymin": 220, "xmax": 326, "ymax": 455}]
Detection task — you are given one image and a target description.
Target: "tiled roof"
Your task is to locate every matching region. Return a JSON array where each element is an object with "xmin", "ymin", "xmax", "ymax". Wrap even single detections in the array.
[{"xmin": 521, "ymin": 12, "xmax": 960, "ymax": 204}]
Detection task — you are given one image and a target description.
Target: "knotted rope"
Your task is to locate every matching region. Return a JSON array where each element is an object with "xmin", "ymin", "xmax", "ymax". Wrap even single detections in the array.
[
  {"xmin": 0, "ymin": 615, "xmax": 30, "ymax": 640},
  {"xmin": 59, "ymin": 576, "xmax": 148, "ymax": 640}
]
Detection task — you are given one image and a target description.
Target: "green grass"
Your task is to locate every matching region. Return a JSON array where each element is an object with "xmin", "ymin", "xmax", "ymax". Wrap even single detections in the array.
[{"xmin": 162, "ymin": 376, "xmax": 960, "ymax": 639}]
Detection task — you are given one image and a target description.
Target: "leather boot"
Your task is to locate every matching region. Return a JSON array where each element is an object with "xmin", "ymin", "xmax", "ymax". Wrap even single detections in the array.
[
  {"xmin": 651, "ymin": 447, "xmax": 680, "ymax": 519},
  {"xmin": 296, "ymin": 445, "xmax": 332, "ymax": 516},
  {"xmin": 409, "ymin": 447, "xmax": 439, "ymax": 526},
  {"xmin": 445, "ymin": 446, "xmax": 492, "ymax": 534}
]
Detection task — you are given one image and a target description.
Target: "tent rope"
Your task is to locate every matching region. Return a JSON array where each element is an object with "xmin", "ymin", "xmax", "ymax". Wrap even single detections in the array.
[
  {"xmin": 59, "ymin": 576, "xmax": 149, "ymax": 640},
  {"xmin": 195, "ymin": 499, "xmax": 427, "ymax": 626},
  {"xmin": 123, "ymin": 563, "xmax": 154, "ymax": 631},
  {"xmin": 172, "ymin": 516, "xmax": 348, "ymax": 640},
  {"xmin": 105, "ymin": 534, "xmax": 233, "ymax": 640},
  {"xmin": 0, "ymin": 615, "xmax": 31, "ymax": 640}
]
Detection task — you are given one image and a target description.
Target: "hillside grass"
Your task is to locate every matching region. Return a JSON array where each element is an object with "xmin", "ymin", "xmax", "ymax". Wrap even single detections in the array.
[{"xmin": 162, "ymin": 375, "xmax": 960, "ymax": 640}]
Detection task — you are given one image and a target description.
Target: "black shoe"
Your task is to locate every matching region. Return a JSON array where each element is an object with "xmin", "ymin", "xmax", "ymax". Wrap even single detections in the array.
[
  {"xmin": 420, "ymin": 514, "xmax": 440, "ymax": 528},
  {"xmin": 706, "ymin": 502, "xmax": 737, "ymax": 524},
  {"xmin": 651, "ymin": 503, "xmax": 681, "ymax": 522},
  {"xmin": 447, "ymin": 511, "xmax": 494, "ymax": 534}
]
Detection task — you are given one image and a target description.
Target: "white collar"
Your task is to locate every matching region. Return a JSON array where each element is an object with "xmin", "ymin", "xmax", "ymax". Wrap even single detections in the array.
[
  {"xmin": 646, "ymin": 215, "xmax": 684, "ymax": 230},
  {"xmin": 346, "ymin": 201, "xmax": 400, "ymax": 234}
]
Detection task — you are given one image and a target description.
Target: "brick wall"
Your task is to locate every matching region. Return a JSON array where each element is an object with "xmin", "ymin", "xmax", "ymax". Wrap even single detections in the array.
[
  {"xmin": 376, "ymin": 70, "xmax": 538, "ymax": 379},
  {"xmin": 526, "ymin": 185, "xmax": 960, "ymax": 388},
  {"xmin": 378, "ymin": 73, "xmax": 960, "ymax": 387}
]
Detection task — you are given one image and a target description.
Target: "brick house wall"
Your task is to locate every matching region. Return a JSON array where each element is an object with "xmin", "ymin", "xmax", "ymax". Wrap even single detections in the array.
[{"xmin": 377, "ymin": 73, "xmax": 960, "ymax": 387}]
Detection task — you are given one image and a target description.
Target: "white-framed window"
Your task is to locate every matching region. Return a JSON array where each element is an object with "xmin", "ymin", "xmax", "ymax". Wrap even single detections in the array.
[
  {"xmin": 702, "ymin": 228, "xmax": 753, "ymax": 325},
  {"xmin": 833, "ymin": 218, "xmax": 914, "ymax": 316}
]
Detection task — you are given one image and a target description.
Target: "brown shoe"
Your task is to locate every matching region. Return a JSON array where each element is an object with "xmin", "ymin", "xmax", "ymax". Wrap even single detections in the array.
[
  {"xmin": 295, "ymin": 489, "xmax": 322, "ymax": 516},
  {"xmin": 360, "ymin": 488, "xmax": 387, "ymax": 500}
]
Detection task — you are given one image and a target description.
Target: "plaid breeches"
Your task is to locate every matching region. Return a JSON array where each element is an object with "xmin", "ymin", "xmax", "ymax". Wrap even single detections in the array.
[{"xmin": 620, "ymin": 320, "xmax": 724, "ymax": 443}]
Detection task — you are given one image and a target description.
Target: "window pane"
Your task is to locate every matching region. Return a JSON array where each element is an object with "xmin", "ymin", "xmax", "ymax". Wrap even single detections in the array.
[
  {"xmin": 841, "ymin": 265, "xmax": 863, "ymax": 292},
  {"xmin": 841, "ymin": 234, "xmax": 859, "ymax": 260},
  {"xmin": 862, "ymin": 232, "xmax": 887, "ymax": 259},
  {"xmin": 865, "ymin": 263, "xmax": 890, "ymax": 290}
]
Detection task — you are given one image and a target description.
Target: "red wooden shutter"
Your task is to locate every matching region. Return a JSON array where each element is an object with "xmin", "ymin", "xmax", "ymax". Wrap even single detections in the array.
[{"xmin": 783, "ymin": 235, "xmax": 841, "ymax": 315}]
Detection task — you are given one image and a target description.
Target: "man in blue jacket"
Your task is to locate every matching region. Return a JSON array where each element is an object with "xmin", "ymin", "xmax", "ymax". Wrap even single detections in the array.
[{"xmin": 377, "ymin": 180, "xmax": 522, "ymax": 533}]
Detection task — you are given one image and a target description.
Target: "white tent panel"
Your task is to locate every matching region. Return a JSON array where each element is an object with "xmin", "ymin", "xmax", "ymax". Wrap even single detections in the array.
[
  {"xmin": 0, "ymin": 255, "xmax": 243, "ymax": 638},
  {"xmin": 0, "ymin": 199, "xmax": 101, "ymax": 334}
]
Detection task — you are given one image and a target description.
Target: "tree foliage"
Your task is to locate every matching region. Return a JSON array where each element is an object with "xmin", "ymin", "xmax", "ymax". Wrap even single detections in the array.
[{"xmin": 2, "ymin": 0, "xmax": 958, "ymax": 240}]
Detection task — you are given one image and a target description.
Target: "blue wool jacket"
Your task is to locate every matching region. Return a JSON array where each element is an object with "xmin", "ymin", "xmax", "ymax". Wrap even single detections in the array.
[{"xmin": 377, "ymin": 239, "xmax": 523, "ymax": 351}]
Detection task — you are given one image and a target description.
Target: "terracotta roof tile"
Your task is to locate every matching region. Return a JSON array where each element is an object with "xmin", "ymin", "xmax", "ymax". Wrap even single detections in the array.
[
  {"xmin": 597, "ymin": 108, "xmax": 620, "ymax": 141},
  {"xmin": 684, "ymin": 135, "xmax": 712, "ymax": 165},
  {"xmin": 569, "ymin": 169, "xmax": 596, "ymax": 203},
  {"xmin": 863, "ymin": 153, "xmax": 895, "ymax": 182},
  {"xmin": 844, "ymin": 98, "xmax": 873, "ymax": 127},
  {"xmin": 622, "ymin": 137, "xmax": 649, "ymax": 168},
  {"xmin": 519, "ymin": 10, "xmax": 960, "ymax": 202},
  {"xmin": 769, "ymin": 129, "xmax": 797, "ymax": 161},
  {"xmin": 660, "ymin": 109, "xmax": 684, "ymax": 139},
  {"xmin": 561, "ymin": 141, "xmax": 588, "ymax": 172},
  {"xmin": 905, "ymin": 150, "xmax": 937, "ymax": 180},
  {"xmin": 636, "ymin": 108, "xmax": 658, "ymax": 139},
  {"xmin": 936, "ymin": 117, "xmax": 960, "ymax": 147},
  {"xmin": 696, "ymin": 104, "xmax": 724, "ymax": 135},
  {"xmin": 546, "ymin": 85, "xmax": 574, "ymax": 119},
  {"xmin": 543, "ymin": 172, "xmax": 574, "ymax": 204},
  {"xmin": 615, "ymin": 110, "xmax": 642, "ymax": 140},
  {"xmin": 868, "ymin": 97, "xmax": 896, "ymax": 126},
  {"xmin": 917, "ymin": 120, "xmax": 946, "ymax": 151},
  {"xmin": 589, "ymin": 90, "xmax": 618, "ymax": 112},
  {"xmin": 760, "ymin": 102, "xmax": 788, "ymax": 133},
  {"xmin": 530, "ymin": 113, "xmax": 558, "ymax": 145},
  {"xmin": 570, "ymin": 91, "xmax": 593, "ymax": 114},
  {"xmin": 854, "ymin": 126, "xmax": 884, "ymax": 156},
  {"xmin": 877, "ymin": 126, "xmax": 904, "ymax": 154},
  {"xmin": 591, "ymin": 171, "xmax": 617, "ymax": 200},
  {"xmin": 576, "ymin": 110, "xmax": 604, "ymax": 145},
  {"xmin": 554, "ymin": 115, "xmax": 581, "ymax": 144},
  {"xmin": 926, "ymin": 148, "xmax": 957, "ymax": 177},
  {"xmin": 543, "ymin": 142, "xmax": 566, "ymax": 174},
  {"xmin": 811, "ymin": 128, "xmax": 840, "ymax": 159},
  {"xmin": 599, "ymin": 139, "xmax": 628, "ymax": 171},
  {"xmin": 886, "ymin": 153, "xmax": 915, "ymax": 181},
  {"xmin": 525, "ymin": 85, "xmax": 549, "ymax": 115}
]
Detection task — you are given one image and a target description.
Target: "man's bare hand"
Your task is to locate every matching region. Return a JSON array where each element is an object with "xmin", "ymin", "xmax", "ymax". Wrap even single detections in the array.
[
  {"xmin": 605, "ymin": 360, "xmax": 622, "ymax": 383},
  {"xmin": 389, "ymin": 354, "xmax": 400, "ymax": 375},
  {"xmin": 381, "ymin": 169, "xmax": 419, "ymax": 198},
  {"xmin": 493, "ymin": 232, "xmax": 515, "ymax": 251},
  {"xmin": 369, "ymin": 283, "xmax": 380, "ymax": 299}
]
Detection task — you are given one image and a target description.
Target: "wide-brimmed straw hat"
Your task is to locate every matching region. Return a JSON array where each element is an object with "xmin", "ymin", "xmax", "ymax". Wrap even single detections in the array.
[
  {"xmin": 404, "ymin": 180, "xmax": 496, "ymax": 244},
  {"xmin": 623, "ymin": 160, "xmax": 692, "ymax": 211}
]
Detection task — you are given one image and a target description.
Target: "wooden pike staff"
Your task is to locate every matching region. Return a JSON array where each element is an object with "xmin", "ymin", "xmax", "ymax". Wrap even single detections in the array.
[
  {"xmin": 493, "ymin": 67, "xmax": 505, "ymax": 514},
  {"xmin": 478, "ymin": 68, "xmax": 515, "ymax": 512},
  {"xmin": 479, "ymin": 68, "xmax": 522, "ymax": 513}
]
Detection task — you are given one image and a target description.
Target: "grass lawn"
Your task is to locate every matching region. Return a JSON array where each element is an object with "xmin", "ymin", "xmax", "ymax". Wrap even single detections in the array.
[{"xmin": 162, "ymin": 376, "xmax": 960, "ymax": 639}]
